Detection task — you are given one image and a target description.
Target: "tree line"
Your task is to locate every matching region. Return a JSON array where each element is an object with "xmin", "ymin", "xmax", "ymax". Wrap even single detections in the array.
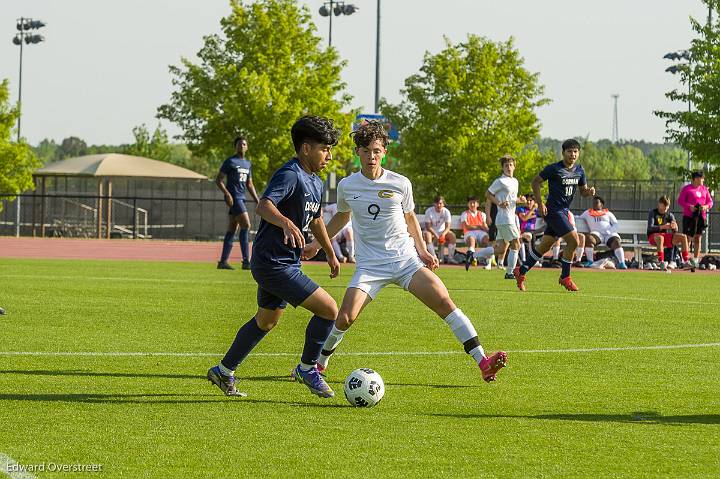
[{"xmin": 1, "ymin": 0, "xmax": 715, "ymax": 210}]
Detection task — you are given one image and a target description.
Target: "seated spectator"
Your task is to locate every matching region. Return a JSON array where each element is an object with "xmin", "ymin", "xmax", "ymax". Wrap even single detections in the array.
[
  {"xmin": 516, "ymin": 193, "xmax": 538, "ymax": 263},
  {"xmin": 677, "ymin": 171, "xmax": 713, "ymax": 267},
  {"xmin": 579, "ymin": 196, "xmax": 627, "ymax": 269},
  {"xmin": 423, "ymin": 195, "xmax": 457, "ymax": 264},
  {"xmin": 460, "ymin": 196, "xmax": 494, "ymax": 270},
  {"xmin": 647, "ymin": 195, "xmax": 691, "ymax": 269},
  {"xmin": 323, "ymin": 203, "xmax": 355, "ymax": 263}
]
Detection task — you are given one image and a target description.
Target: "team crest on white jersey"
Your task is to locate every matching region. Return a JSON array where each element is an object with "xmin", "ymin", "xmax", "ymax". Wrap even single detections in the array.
[{"xmin": 377, "ymin": 189, "xmax": 394, "ymax": 199}]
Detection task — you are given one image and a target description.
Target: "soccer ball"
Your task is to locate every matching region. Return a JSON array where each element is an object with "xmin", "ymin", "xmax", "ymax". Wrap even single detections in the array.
[{"xmin": 343, "ymin": 368, "xmax": 385, "ymax": 408}]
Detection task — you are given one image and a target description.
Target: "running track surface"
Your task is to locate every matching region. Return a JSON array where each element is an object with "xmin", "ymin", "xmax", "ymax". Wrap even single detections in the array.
[{"xmin": 0, "ymin": 237, "xmax": 237, "ymax": 263}]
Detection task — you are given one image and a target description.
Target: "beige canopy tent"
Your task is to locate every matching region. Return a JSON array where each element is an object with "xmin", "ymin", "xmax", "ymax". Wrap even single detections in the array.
[{"xmin": 34, "ymin": 153, "xmax": 207, "ymax": 238}]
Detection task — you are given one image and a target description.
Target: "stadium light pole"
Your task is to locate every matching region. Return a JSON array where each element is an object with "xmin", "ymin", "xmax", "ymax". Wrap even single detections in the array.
[
  {"xmin": 12, "ymin": 18, "xmax": 45, "ymax": 239},
  {"xmin": 12, "ymin": 17, "xmax": 46, "ymax": 143},
  {"xmin": 319, "ymin": 1, "xmax": 359, "ymax": 47},
  {"xmin": 663, "ymin": 50, "xmax": 691, "ymax": 170}
]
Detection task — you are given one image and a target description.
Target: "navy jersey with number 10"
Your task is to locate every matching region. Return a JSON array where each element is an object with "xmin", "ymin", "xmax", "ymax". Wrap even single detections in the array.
[
  {"xmin": 251, "ymin": 158, "xmax": 323, "ymax": 268},
  {"xmin": 540, "ymin": 161, "xmax": 587, "ymax": 212}
]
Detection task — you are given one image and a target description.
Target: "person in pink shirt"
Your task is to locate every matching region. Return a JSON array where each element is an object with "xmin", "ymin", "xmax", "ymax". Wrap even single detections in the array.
[{"xmin": 677, "ymin": 171, "xmax": 714, "ymax": 265}]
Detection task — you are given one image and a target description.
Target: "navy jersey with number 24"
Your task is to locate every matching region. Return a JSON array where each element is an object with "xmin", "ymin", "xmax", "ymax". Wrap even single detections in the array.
[
  {"xmin": 252, "ymin": 158, "xmax": 322, "ymax": 268},
  {"xmin": 540, "ymin": 161, "xmax": 587, "ymax": 212}
]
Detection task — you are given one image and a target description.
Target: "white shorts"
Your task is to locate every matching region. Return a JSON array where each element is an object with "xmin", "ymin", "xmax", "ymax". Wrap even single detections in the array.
[
  {"xmin": 464, "ymin": 230, "xmax": 489, "ymax": 243},
  {"xmin": 590, "ymin": 231, "xmax": 621, "ymax": 247},
  {"xmin": 347, "ymin": 256, "xmax": 424, "ymax": 299},
  {"xmin": 496, "ymin": 224, "xmax": 520, "ymax": 241}
]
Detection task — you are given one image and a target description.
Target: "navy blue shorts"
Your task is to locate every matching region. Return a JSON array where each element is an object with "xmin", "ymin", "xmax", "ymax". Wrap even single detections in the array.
[
  {"xmin": 250, "ymin": 263, "xmax": 319, "ymax": 310},
  {"xmin": 229, "ymin": 199, "xmax": 247, "ymax": 216},
  {"xmin": 544, "ymin": 209, "xmax": 575, "ymax": 238}
]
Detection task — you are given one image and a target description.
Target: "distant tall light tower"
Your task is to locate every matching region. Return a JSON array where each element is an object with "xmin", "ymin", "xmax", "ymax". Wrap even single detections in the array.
[
  {"xmin": 611, "ymin": 94, "xmax": 620, "ymax": 144},
  {"xmin": 12, "ymin": 17, "xmax": 46, "ymax": 142}
]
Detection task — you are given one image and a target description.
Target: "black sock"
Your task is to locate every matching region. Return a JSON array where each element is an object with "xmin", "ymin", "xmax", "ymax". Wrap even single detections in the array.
[
  {"xmin": 221, "ymin": 317, "xmax": 268, "ymax": 371},
  {"xmin": 300, "ymin": 315, "xmax": 334, "ymax": 366},
  {"xmin": 560, "ymin": 258, "xmax": 572, "ymax": 279}
]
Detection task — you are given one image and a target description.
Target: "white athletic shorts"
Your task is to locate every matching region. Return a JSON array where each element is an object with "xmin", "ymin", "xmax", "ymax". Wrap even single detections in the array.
[
  {"xmin": 590, "ymin": 231, "xmax": 621, "ymax": 247},
  {"xmin": 496, "ymin": 224, "xmax": 520, "ymax": 241},
  {"xmin": 464, "ymin": 230, "xmax": 488, "ymax": 243},
  {"xmin": 347, "ymin": 255, "xmax": 425, "ymax": 299}
]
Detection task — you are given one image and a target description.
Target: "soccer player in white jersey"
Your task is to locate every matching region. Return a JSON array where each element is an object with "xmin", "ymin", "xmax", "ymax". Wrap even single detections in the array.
[
  {"xmin": 323, "ymin": 203, "xmax": 355, "ymax": 263},
  {"xmin": 485, "ymin": 155, "xmax": 525, "ymax": 279},
  {"xmin": 579, "ymin": 196, "xmax": 627, "ymax": 269},
  {"xmin": 302, "ymin": 121, "xmax": 507, "ymax": 383}
]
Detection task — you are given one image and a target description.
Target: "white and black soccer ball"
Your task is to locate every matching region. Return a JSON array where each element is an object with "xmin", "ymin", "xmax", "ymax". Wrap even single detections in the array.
[{"xmin": 343, "ymin": 368, "xmax": 385, "ymax": 408}]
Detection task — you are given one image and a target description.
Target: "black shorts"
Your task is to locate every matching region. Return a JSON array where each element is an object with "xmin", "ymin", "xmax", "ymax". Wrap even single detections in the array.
[
  {"xmin": 682, "ymin": 215, "xmax": 707, "ymax": 236},
  {"xmin": 229, "ymin": 199, "xmax": 247, "ymax": 216},
  {"xmin": 250, "ymin": 263, "xmax": 319, "ymax": 310}
]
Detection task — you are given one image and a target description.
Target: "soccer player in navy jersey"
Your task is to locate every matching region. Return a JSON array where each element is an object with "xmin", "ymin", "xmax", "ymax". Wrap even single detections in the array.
[
  {"xmin": 207, "ymin": 116, "xmax": 341, "ymax": 398},
  {"xmin": 216, "ymin": 136, "xmax": 260, "ymax": 270},
  {"xmin": 513, "ymin": 139, "xmax": 595, "ymax": 292}
]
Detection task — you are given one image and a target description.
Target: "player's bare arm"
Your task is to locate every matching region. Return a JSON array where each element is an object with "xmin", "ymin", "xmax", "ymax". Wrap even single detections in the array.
[
  {"xmin": 303, "ymin": 211, "xmax": 351, "ymax": 259},
  {"xmin": 406, "ymin": 211, "xmax": 439, "ymax": 270},
  {"xmin": 485, "ymin": 190, "xmax": 508, "ymax": 208},
  {"xmin": 246, "ymin": 177, "xmax": 260, "ymax": 204},
  {"xmin": 579, "ymin": 184, "xmax": 596, "ymax": 197},
  {"xmin": 256, "ymin": 198, "xmax": 305, "ymax": 248},
  {"xmin": 308, "ymin": 217, "xmax": 340, "ymax": 279},
  {"xmin": 484, "ymin": 198, "xmax": 493, "ymax": 226},
  {"xmin": 531, "ymin": 175, "xmax": 546, "ymax": 216},
  {"xmin": 215, "ymin": 171, "xmax": 233, "ymax": 207}
]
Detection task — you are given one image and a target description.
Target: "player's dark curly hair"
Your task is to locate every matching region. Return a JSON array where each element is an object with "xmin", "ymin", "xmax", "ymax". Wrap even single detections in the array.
[
  {"xmin": 291, "ymin": 115, "xmax": 340, "ymax": 152},
  {"xmin": 350, "ymin": 120, "xmax": 389, "ymax": 148},
  {"xmin": 562, "ymin": 139, "xmax": 581, "ymax": 151},
  {"xmin": 593, "ymin": 195, "xmax": 605, "ymax": 206},
  {"xmin": 233, "ymin": 136, "xmax": 247, "ymax": 147}
]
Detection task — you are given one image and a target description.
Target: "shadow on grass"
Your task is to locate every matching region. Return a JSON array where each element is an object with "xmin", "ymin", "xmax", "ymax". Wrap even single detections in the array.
[
  {"xmin": 0, "ymin": 392, "xmax": 346, "ymax": 407},
  {"xmin": 427, "ymin": 411, "xmax": 720, "ymax": 425},
  {"xmin": 0, "ymin": 370, "xmax": 473, "ymax": 389}
]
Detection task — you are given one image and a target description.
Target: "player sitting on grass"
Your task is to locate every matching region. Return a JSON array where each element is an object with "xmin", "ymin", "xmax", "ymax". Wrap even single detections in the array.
[
  {"xmin": 461, "ymin": 196, "xmax": 493, "ymax": 270},
  {"xmin": 514, "ymin": 139, "xmax": 595, "ymax": 292},
  {"xmin": 579, "ymin": 196, "xmax": 627, "ymax": 269},
  {"xmin": 207, "ymin": 115, "xmax": 341, "ymax": 398},
  {"xmin": 303, "ymin": 121, "xmax": 507, "ymax": 382}
]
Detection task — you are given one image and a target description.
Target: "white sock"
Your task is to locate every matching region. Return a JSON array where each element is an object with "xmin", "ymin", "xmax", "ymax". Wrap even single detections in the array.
[
  {"xmin": 474, "ymin": 246, "xmax": 495, "ymax": 259},
  {"xmin": 317, "ymin": 325, "xmax": 347, "ymax": 369},
  {"xmin": 467, "ymin": 246, "xmax": 475, "ymax": 254},
  {"xmin": 584, "ymin": 248, "xmax": 594, "ymax": 262},
  {"xmin": 519, "ymin": 243, "xmax": 527, "ymax": 262},
  {"xmin": 552, "ymin": 245, "xmax": 560, "ymax": 260},
  {"xmin": 614, "ymin": 247, "xmax": 626, "ymax": 264},
  {"xmin": 443, "ymin": 309, "xmax": 485, "ymax": 364},
  {"xmin": 506, "ymin": 249, "xmax": 518, "ymax": 274},
  {"xmin": 299, "ymin": 362, "xmax": 315, "ymax": 371},
  {"xmin": 346, "ymin": 239, "xmax": 355, "ymax": 259},
  {"xmin": 218, "ymin": 363, "xmax": 234, "ymax": 377},
  {"xmin": 448, "ymin": 243, "xmax": 456, "ymax": 259},
  {"xmin": 574, "ymin": 247, "xmax": 583, "ymax": 262},
  {"xmin": 331, "ymin": 239, "xmax": 344, "ymax": 261}
]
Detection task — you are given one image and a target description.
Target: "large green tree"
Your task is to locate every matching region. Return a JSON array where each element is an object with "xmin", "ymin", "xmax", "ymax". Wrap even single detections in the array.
[
  {"xmin": 0, "ymin": 79, "xmax": 40, "ymax": 208},
  {"xmin": 158, "ymin": 0, "xmax": 355, "ymax": 188},
  {"xmin": 655, "ymin": 0, "xmax": 720, "ymax": 179},
  {"xmin": 124, "ymin": 124, "xmax": 172, "ymax": 162},
  {"xmin": 381, "ymin": 35, "xmax": 551, "ymax": 205}
]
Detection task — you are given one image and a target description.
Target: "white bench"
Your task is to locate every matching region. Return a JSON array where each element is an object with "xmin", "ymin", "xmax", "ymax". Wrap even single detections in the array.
[{"xmin": 575, "ymin": 218, "xmax": 651, "ymax": 266}]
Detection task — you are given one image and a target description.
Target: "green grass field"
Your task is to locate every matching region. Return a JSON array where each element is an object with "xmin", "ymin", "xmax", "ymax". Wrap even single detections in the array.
[{"xmin": 1, "ymin": 258, "xmax": 719, "ymax": 478}]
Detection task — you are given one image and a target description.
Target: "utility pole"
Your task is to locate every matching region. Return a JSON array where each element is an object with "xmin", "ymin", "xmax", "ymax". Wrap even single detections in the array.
[
  {"xmin": 375, "ymin": 0, "xmax": 381, "ymax": 113},
  {"xmin": 611, "ymin": 94, "xmax": 619, "ymax": 143}
]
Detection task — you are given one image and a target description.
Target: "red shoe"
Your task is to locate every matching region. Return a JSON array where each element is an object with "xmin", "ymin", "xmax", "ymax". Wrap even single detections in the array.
[
  {"xmin": 513, "ymin": 267, "xmax": 526, "ymax": 291},
  {"xmin": 479, "ymin": 351, "xmax": 508, "ymax": 382},
  {"xmin": 559, "ymin": 276, "xmax": 579, "ymax": 291}
]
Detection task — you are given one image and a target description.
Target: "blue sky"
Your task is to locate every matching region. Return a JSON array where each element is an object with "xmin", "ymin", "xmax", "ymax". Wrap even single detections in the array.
[{"xmin": 0, "ymin": 0, "xmax": 708, "ymax": 145}]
